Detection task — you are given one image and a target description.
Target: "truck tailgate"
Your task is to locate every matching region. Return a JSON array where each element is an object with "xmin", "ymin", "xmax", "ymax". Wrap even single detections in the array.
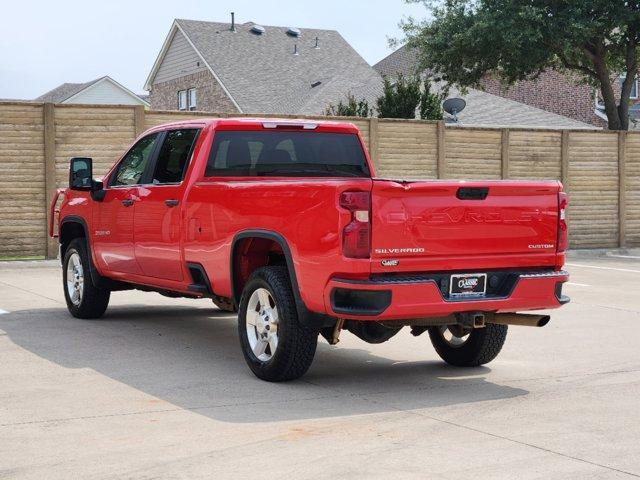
[{"xmin": 371, "ymin": 179, "xmax": 561, "ymax": 273}]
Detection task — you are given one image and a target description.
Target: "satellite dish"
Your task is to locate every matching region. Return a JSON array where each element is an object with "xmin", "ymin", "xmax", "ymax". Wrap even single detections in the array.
[{"xmin": 443, "ymin": 97, "xmax": 466, "ymax": 122}]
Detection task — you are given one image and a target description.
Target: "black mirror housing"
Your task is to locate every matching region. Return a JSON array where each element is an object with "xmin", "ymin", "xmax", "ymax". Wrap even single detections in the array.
[
  {"xmin": 90, "ymin": 180, "xmax": 106, "ymax": 201},
  {"xmin": 69, "ymin": 157, "xmax": 105, "ymax": 201},
  {"xmin": 69, "ymin": 157, "xmax": 93, "ymax": 190}
]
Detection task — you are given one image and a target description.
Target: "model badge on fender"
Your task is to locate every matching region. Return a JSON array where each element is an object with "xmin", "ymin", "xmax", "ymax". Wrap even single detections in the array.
[
  {"xmin": 381, "ymin": 259, "xmax": 399, "ymax": 267},
  {"xmin": 375, "ymin": 247, "xmax": 425, "ymax": 255}
]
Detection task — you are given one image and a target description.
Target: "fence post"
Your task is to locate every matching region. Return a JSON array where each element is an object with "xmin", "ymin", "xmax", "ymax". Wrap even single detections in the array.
[
  {"xmin": 561, "ymin": 130, "xmax": 570, "ymax": 191},
  {"xmin": 618, "ymin": 131, "xmax": 627, "ymax": 248},
  {"xmin": 369, "ymin": 117, "xmax": 379, "ymax": 172},
  {"xmin": 43, "ymin": 103, "xmax": 58, "ymax": 259},
  {"xmin": 134, "ymin": 105, "xmax": 146, "ymax": 137},
  {"xmin": 437, "ymin": 120, "xmax": 446, "ymax": 178},
  {"xmin": 501, "ymin": 128, "xmax": 510, "ymax": 179}
]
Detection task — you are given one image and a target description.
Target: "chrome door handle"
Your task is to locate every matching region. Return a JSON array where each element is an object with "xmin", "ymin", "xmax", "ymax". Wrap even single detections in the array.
[{"xmin": 165, "ymin": 199, "xmax": 179, "ymax": 207}]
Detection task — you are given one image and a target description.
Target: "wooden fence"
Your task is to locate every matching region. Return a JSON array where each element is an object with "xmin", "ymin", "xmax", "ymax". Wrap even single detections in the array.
[{"xmin": 0, "ymin": 101, "xmax": 638, "ymax": 259}]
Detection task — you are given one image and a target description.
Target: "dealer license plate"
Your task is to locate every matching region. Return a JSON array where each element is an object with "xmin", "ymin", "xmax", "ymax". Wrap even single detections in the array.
[{"xmin": 449, "ymin": 273, "xmax": 487, "ymax": 297}]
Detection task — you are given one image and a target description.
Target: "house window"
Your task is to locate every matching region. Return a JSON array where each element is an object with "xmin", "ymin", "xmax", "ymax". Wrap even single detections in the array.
[
  {"xmin": 178, "ymin": 90, "xmax": 187, "ymax": 111},
  {"xmin": 188, "ymin": 88, "xmax": 197, "ymax": 111},
  {"xmin": 620, "ymin": 74, "xmax": 638, "ymax": 100}
]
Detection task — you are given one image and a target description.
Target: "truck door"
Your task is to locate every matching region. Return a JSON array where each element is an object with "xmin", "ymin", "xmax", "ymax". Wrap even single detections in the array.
[
  {"xmin": 133, "ymin": 128, "xmax": 200, "ymax": 282},
  {"xmin": 92, "ymin": 133, "xmax": 160, "ymax": 275}
]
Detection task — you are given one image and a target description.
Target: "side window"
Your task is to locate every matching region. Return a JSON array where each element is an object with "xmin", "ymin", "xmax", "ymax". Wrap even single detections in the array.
[
  {"xmin": 187, "ymin": 88, "xmax": 197, "ymax": 111},
  {"xmin": 178, "ymin": 90, "xmax": 187, "ymax": 110},
  {"xmin": 151, "ymin": 129, "xmax": 199, "ymax": 184},
  {"xmin": 110, "ymin": 133, "xmax": 159, "ymax": 186}
]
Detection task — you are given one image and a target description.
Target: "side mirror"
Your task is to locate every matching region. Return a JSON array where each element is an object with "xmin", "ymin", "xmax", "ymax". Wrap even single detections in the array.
[
  {"xmin": 69, "ymin": 157, "xmax": 105, "ymax": 201},
  {"xmin": 69, "ymin": 157, "xmax": 93, "ymax": 190}
]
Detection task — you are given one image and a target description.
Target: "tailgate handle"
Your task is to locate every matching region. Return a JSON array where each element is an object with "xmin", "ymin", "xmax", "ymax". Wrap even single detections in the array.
[{"xmin": 456, "ymin": 187, "xmax": 489, "ymax": 200}]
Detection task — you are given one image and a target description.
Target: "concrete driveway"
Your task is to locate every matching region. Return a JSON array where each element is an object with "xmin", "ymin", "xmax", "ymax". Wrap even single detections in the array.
[{"xmin": 0, "ymin": 254, "xmax": 639, "ymax": 479}]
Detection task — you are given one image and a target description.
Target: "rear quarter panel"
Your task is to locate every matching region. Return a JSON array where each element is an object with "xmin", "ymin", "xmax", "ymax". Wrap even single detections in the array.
[{"xmin": 183, "ymin": 178, "xmax": 373, "ymax": 313}]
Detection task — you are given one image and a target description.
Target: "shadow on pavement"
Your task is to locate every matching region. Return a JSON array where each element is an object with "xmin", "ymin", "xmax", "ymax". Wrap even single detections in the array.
[{"xmin": 0, "ymin": 304, "xmax": 528, "ymax": 423}]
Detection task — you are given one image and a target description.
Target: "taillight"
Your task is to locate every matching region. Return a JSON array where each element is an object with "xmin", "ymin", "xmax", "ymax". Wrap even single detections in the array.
[
  {"xmin": 340, "ymin": 191, "xmax": 371, "ymax": 258},
  {"xmin": 557, "ymin": 192, "xmax": 568, "ymax": 253}
]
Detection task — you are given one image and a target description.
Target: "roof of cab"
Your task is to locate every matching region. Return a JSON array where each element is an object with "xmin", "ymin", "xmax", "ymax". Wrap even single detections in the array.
[{"xmin": 145, "ymin": 117, "xmax": 360, "ymax": 134}]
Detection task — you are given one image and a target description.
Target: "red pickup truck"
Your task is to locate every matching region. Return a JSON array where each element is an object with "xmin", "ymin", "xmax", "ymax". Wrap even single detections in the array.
[{"xmin": 50, "ymin": 118, "xmax": 569, "ymax": 381}]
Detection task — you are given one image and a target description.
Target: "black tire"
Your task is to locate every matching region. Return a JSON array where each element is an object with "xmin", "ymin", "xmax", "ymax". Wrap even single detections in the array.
[
  {"xmin": 62, "ymin": 239, "xmax": 110, "ymax": 319},
  {"xmin": 238, "ymin": 266, "xmax": 317, "ymax": 382},
  {"xmin": 428, "ymin": 323, "xmax": 508, "ymax": 367}
]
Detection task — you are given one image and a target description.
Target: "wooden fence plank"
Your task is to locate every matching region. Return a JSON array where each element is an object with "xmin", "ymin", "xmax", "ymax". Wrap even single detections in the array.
[
  {"xmin": 134, "ymin": 105, "xmax": 146, "ymax": 137},
  {"xmin": 368, "ymin": 117, "xmax": 379, "ymax": 172},
  {"xmin": 501, "ymin": 129, "xmax": 510, "ymax": 179},
  {"xmin": 437, "ymin": 120, "xmax": 445, "ymax": 178}
]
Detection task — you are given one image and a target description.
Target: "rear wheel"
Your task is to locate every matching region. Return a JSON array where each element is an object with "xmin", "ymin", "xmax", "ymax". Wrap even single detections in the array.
[
  {"xmin": 62, "ymin": 239, "xmax": 110, "ymax": 319},
  {"xmin": 428, "ymin": 323, "xmax": 507, "ymax": 367},
  {"xmin": 238, "ymin": 266, "xmax": 317, "ymax": 382}
]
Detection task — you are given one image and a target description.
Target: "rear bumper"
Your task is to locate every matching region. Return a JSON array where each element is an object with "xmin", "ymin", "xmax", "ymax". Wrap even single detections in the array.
[{"xmin": 324, "ymin": 270, "xmax": 570, "ymax": 321}]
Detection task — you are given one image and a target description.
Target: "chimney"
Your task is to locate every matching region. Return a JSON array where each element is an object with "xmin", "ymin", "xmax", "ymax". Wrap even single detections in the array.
[
  {"xmin": 230, "ymin": 12, "xmax": 236, "ymax": 32},
  {"xmin": 314, "ymin": 36, "xmax": 319, "ymax": 49}
]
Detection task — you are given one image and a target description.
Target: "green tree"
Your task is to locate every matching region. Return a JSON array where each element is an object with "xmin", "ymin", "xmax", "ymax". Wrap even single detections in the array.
[
  {"xmin": 419, "ymin": 78, "xmax": 443, "ymax": 120},
  {"xmin": 376, "ymin": 74, "xmax": 443, "ymax": 119},
  {"xmin": 324, "ymin": 94, "xmax": 371, "ymax": 117},
  {"xmin": 401, "ymin": 0, "xmax": 640, "ymax": 130},
  {"xmin": 376, "ymin": 74, "xmax": 423, "ymax": 118}
]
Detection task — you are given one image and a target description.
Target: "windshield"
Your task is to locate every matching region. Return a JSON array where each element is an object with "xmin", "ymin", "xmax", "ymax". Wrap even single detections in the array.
[{"xmin": 205, "ymin": 130, "xmax": 370, "ymax": 178}]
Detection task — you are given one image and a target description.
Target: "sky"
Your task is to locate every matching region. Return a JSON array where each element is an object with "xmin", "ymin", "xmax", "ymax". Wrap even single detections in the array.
[{"xmin": 0, "ymin": 0, "xmax": 428, "ymax": 99}]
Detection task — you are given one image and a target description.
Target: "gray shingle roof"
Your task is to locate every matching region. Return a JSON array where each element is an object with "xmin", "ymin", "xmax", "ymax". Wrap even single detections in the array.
[
  {"xmin": 446, "ymin": 86, "xmax": 597, "ymax": 129},
  {"xmin": 35, "ymin": 76, "xmax": 106, "ymax": 103},
  {"xmin": 174, "ymin": 19, "xmax": 383, "ymax": 115},
  {"xmin": 373, "ymin": 44, "xmax": 421, "ymax": 79},
  {"xmin": 374, "ymin": 46, "xmax": 597, "ymax": 129}
]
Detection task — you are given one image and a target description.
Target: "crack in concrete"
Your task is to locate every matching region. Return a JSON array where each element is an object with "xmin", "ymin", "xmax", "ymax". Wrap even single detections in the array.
[
  {"xmin": 399, "ymin": 407, "xmax": 640, "ymax": 478},
  {"xmin": 0, "ymin": 279, "xmax": 63, "ymax": 304}
]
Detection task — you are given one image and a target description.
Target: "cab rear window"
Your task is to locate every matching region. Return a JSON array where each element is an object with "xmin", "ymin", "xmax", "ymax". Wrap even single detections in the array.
[{"xmin": 205, "ymin": 131, "xmax": 370, "ymax": 177}]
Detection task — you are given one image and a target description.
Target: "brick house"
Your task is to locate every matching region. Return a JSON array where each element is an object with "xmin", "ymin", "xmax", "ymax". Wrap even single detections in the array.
[
  {"xmin": 374, "ymin": 45, "xmax": 595, "ymax": 129},
  {"xmin": 375, "ymin": 44, "xmax": 637, "ymax": 129},
  {"xmin": 144, "ymin": 18, "xmax": 383, "ymax": 115},
  {"xmin": 482, "ymin": 70, "xmax": 639, "ymax": 129}
]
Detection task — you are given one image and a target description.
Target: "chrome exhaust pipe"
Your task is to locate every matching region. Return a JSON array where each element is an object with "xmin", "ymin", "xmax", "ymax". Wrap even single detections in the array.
[{"xmin": 490, "ymin": 313, "xmax": 550, "ymax": 327}]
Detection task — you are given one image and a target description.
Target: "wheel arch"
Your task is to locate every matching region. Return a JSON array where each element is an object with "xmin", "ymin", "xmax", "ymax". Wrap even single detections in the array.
[
  {"xmin": 230, "ymin": 230, "xmax": 300, "ymax": 306},
  {"xmin": 59, "ymin": 215, "xmax": 122, "ymax": 290},
  {"xmin": 59, "ymin": 215, "xmax": 89, "ymax": 259},
  {"xmin": 230, "ymin": 229, "xmax": 335, "ymax": 330}
]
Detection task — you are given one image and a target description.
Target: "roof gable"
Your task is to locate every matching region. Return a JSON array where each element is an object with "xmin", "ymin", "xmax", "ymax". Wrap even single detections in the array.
[
  {"xmin": 36, "ymin": 76, "xmax": 149, "ymax": 106},
  {"xmin": 35, "ymin": 77, "xmax": 103, "ymax": 103},
  {"xmin": 153, "ymin": 29, "xmax": 206, "ymax": 84}
]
